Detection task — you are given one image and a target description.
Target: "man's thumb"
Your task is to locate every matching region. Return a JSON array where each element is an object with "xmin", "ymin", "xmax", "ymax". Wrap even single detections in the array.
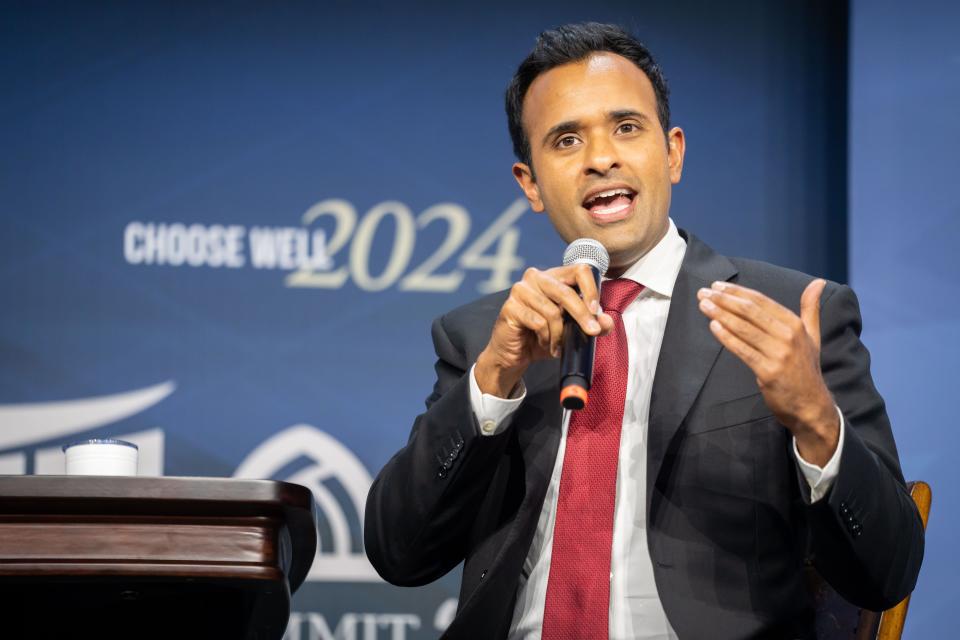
[{"xmin": 801, "ymin": 278, "xmax": 827, "ymax": 349}]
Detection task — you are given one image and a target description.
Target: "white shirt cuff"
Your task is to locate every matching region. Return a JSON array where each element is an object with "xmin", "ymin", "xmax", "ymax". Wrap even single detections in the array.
[
  {"xmin": 468, "ymin": 363, "xmax": 526, "ymax": 436},
  {"xmin": 793, "ymin": 405, "xmax": 846, "ymax": 503}
]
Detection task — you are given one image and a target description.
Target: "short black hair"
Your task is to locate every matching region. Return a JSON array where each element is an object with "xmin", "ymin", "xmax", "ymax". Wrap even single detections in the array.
[{"xmin": 505, "ymin": 22, "xmax": 671, "ymax": 168}]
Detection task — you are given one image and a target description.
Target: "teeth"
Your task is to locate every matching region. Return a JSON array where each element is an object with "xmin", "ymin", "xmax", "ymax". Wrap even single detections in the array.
[
  {"xmin": 586, "ymin": 188, "xmax": 633, "ymax": 206},
  {"xmin": 599, "ymin": 188, "xmax": 628, "ymax": 198}
]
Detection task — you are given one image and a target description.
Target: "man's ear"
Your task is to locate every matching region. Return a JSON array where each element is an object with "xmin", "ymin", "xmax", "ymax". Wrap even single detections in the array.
[
  {"xmin": 667, "ymin": 127, "xmax": 686, "ymax": 185},
  {"xmin": 512, "ymin": 162, "xmax": 545, "ymax": 213}
]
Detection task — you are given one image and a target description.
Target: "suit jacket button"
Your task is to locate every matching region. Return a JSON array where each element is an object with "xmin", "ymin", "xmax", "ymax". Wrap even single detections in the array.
[{"xmin": 481, "ymin": 420, "xmax": 496, "ymax": 434}]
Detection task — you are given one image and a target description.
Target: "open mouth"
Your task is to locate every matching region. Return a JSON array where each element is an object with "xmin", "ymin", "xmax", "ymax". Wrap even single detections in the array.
[{"xmin": 582, "ymin": 187, "xmax": 636, "ymax": 217}]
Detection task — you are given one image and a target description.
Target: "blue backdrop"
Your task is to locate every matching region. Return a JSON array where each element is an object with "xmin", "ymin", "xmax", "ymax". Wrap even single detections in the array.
[
  {"xmin": 850, "ymin": 0, "xmax": 960, "ymax": 635},
  {"xmin": 1, "ymin": 1, "xmax": 951, "ymax": 637}
]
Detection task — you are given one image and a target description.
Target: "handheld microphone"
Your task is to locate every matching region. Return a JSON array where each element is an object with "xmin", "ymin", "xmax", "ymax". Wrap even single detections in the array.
[{"xmin": 559, "ymin": 238, "xmax": 610, "ymax": 410}]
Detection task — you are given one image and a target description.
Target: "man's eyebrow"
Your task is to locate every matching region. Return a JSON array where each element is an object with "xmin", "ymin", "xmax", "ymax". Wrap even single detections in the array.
[
  {"xmin": 608, "ymin": 109, "xmax": 651, "ymax": 123},
  {"xmin": 541, "ymin": 120, "xmax": 581, "ymax": 147}
]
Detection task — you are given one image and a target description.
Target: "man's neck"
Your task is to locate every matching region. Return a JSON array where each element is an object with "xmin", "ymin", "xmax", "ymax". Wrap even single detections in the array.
[{"xmin": 605, "ymin": 221, "xmax": 671, "ymax": 279}]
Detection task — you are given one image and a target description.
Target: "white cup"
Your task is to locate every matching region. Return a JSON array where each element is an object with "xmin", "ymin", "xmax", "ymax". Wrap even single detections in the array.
[{"xmin": 62, "ymin": 439, "xmax": 139, "ymax": 476}]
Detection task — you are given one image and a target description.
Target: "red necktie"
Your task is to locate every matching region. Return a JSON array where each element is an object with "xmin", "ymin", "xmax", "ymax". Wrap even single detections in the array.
[{"xmin": 541, "ymin": 278, "xmax": 644, "ymax": 640}]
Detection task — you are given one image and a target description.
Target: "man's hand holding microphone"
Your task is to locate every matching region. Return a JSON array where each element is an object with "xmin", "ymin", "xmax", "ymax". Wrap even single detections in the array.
[{"xmin": 475, "ymin": 240, "xmax": 614, "ymax": 403}]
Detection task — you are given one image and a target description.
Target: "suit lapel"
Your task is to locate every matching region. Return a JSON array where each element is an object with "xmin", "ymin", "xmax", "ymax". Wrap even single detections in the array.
[
  {"xmin": 473, "ymin": 357, "xmax": 561, "ymax": 600},
  {"xmin": 450, "ymin": 356, "xmax": 562, "ymax": 629},
  {"xmin": 646, "ymin": 231, "xmax": 738, "ymax": 517},
  {"xmin": 516, "ymin": 357, "xmax": 563, "ymax": 467},
  {"xmin": 515, "ymin": 356, "xmax": 563, "ymax": 527}
]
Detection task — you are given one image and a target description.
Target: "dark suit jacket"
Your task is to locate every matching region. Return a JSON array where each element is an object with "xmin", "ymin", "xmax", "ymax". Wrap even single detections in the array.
[{"xmin": 365, "ymin": 230, "xmax": 924, "ymax": 639}]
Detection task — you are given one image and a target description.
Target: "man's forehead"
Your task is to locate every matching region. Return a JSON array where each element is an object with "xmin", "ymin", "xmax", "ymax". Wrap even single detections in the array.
[{"xmin": 521, "ymin": 52, "xmax": 657, "ymax": 134}]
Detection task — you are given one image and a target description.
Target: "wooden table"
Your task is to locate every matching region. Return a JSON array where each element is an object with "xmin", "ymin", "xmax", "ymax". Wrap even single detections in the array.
[{"xmin": 0, "ymin": 475, "xmax": 317, "ymax": 639}]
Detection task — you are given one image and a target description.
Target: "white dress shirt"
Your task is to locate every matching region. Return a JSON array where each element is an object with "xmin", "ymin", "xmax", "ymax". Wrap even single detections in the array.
[{"xmin": 468, "ymin": 218, "xmax": 844, "ymax": 639}]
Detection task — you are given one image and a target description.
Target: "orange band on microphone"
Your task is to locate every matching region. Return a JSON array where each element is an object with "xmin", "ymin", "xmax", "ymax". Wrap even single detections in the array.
[{"xmin": 560, "ymin": 384, "xmax": 588, "ymax": 408}]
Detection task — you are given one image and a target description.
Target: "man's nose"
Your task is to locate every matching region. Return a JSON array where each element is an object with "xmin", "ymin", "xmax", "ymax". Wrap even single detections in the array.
[{"xmin": 583, "ymin": 137, "xmax": 620, "ymax": 175}]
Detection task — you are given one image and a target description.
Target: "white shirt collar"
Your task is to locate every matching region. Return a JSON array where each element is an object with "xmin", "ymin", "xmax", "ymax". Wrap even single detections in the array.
[{"xmin": 610, "ymin": 217, "xmax": 687, "ymax": 298}]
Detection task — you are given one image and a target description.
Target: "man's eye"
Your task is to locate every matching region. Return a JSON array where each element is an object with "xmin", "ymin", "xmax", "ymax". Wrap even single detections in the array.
[
  {"xmin": 556, "ymin": 135, "xmax": 579, "ymax": 148},
  {"xmin": 617, "ymin": 123, "xmax": 638, "ymax": 134}
]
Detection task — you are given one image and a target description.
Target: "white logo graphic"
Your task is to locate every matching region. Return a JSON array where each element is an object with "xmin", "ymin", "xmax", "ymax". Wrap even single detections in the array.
[
  {"xmin": 234, "ymin": 424, "xmax": 379, "ymax": 582},
  {"xmin": 284, "ymin": 599, "xmax": 459, "ymax": 640},
  {"xmin": 433, "ymin": 598, "xmax": 458, "ymax": 631},
  {"xmin": 0, "ymin": 382, "xmax": 172, "ymax": 475}
]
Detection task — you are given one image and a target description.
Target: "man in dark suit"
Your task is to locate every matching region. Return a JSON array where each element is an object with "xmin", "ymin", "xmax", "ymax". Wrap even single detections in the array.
[{"xmin": 364, "ymin": 23, "xmax": 924, "ymax": 639}]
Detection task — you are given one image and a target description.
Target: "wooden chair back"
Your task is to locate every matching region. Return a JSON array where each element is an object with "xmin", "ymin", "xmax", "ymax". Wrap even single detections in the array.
[{"xmin": 808, "ymin": 480, "xmax": 931, "ymax": 640}]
